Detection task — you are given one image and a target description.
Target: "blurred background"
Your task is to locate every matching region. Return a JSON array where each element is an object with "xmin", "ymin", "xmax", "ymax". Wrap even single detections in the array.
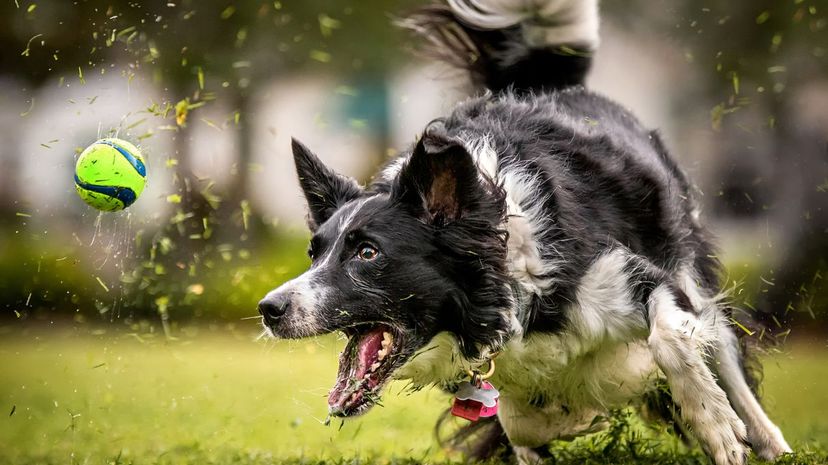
[{"xmin": 0, "ymin": 0, "xmax": 826, "ymax": 463}]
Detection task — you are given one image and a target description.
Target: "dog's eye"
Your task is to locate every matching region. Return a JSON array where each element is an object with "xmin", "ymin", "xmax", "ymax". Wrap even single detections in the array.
[
  {"xmin": 307, "ymin": 245, "xmax": 315, "ymax": 260},
  {"xmin": 357, "ymin": 244, "xmax": 379, "ymax": 261}
]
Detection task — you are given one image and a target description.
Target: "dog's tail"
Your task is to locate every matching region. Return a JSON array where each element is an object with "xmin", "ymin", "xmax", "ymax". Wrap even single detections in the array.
[{"xmin": 399, "ymin": 0, "xmax": 599, "ymax": 94}]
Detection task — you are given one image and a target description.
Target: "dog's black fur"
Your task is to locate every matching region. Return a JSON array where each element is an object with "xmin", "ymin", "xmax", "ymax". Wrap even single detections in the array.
[{"xmin": 260, "ymin": 2, "xmax": 789, "ymax": 463}]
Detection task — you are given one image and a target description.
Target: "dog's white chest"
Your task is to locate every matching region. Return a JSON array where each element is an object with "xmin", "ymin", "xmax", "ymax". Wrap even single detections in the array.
[
  {"xmin": 494, "ymin": 334, "xmax": 657, "ymax": 407},
  {"xmin": 396, "ymin": 331, "xmax": 658, "ymax": 411}
]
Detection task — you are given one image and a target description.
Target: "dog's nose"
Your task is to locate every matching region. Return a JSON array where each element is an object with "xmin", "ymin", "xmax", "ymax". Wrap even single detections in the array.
[{"xmin": 258, "ymin": 295, "xmax": 289, "ymax": 327}]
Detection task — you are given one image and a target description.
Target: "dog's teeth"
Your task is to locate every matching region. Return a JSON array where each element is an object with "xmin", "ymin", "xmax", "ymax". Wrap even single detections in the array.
[
  {"xmin": 370, "ymin": 362, "xmax": 381, "ymax": 372},
  {"xmin": 378, "ymin": 332, "xmax": 393, "ymax": 361}
]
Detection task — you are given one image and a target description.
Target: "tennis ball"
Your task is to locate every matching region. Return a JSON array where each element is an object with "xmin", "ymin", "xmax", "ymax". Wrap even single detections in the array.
[{"xmin": 74, "ymin": 138, "xmax": 147, "ymax": 211}]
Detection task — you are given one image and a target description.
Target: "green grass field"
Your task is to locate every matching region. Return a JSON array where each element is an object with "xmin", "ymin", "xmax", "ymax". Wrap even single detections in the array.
[{"xmin": 1, "ymin": 326, "xmax": 826, "ymax": 464}]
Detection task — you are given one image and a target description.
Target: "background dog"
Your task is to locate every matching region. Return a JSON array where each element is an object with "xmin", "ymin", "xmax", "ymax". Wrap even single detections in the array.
[{"xmin": 259, "ymin": 1, "xmax": 792, "ymax": 464}]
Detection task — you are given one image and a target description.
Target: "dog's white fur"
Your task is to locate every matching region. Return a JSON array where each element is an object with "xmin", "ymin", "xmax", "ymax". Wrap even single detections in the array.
[
  {"xmin": 262, "ymin": 270, "xmax": 327, "ymax": 337},
  {"xmin": 447, "ymin": 0, "xmax": 600, "ymax": 48},
  {"xmin": 647, "ymin": 284, "xmax": 750, "ymax": 464},
  {"xmin": 464, "ymin": 136, "xmax": 561, "ymax": 298}
]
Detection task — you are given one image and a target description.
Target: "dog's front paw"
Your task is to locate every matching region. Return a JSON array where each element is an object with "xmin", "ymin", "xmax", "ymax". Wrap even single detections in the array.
[
  {"xmin": 750, "ymin": 422, "xmax": 792, "ymax": 461},
  {"xmin": 704, "ymin": 416, "xmax": 749, "ymax": 465}
]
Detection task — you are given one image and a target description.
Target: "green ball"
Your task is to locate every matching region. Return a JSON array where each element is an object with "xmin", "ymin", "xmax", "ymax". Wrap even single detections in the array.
[{"xmin": 74, "ymin": 138, "xmax": 147, "ymax": 211}]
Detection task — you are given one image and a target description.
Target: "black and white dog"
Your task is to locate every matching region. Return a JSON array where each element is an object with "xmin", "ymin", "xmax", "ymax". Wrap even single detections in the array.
[{"xmin": 259, "ymin": 1, "xmax": 791, "ymax": 464}]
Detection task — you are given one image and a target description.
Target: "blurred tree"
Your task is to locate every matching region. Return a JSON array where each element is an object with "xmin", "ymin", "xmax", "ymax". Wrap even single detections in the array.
[
  {"xmin": 0, "ymin": 1, "xmax": 124, "ymax": 214},
  {"xmin": 0, "ymin": 88, "xmax": 23, "ymax": 214},
  {"xmin": 1, "ymin": 0, "xmax": 419, "ymax": 321},
  {"xmin": 609, "ymin": 0, "xmax": 828, "ymax": 326},
  {"xmin": 122, "ymin": 0, "xmax": 419, "ymax": 230},
  {"xmin": 116, "ymin": 1, "xmax": 421, "ymax": 317},
  {"xmin": 675, "ymin": 0, "xmax": 827, "ymax": 327}
]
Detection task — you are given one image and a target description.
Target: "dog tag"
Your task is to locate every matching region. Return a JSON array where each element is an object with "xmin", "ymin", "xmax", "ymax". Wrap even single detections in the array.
[
  {"xmin": 451, "ymin": 380, "xmax": 499, "ymax": 421},
  {"xmin": 451, "ymin": 397, "xmax": 483, "ymax": 421}
]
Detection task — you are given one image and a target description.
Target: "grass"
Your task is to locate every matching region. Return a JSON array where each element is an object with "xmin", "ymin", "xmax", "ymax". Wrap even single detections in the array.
[{"xmin": 0, "ymin": 326, "xmax": 826, "ymax": 465}]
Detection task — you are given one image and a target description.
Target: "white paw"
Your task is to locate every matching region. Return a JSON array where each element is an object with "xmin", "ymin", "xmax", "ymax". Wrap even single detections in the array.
[
  {"xmin": 750, "ymin": 423, "xmax": 792, "ymax": 461},
  {"xmin": 704, "ymin": 416, "xmax": 749, "ymax": 465}
]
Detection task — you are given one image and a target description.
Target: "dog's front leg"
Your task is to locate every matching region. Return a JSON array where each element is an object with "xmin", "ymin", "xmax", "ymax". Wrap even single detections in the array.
[{"xmin": 647, "ymin": 284, "xmax": 749, "ymax": 465}]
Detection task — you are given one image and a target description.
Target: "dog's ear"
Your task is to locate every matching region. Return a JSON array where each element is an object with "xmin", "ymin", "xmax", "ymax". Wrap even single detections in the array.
[
  {"xmin": 292, "ymin": 138, "xmax": 362, "ymax": 230},
  {"xmin": 392, "ymin": 132, "xmax": 483, "ymax": 225}
]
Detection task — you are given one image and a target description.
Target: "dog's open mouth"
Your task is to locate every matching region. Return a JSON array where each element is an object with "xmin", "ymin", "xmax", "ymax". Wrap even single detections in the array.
[{"xmin": 328, "ymin": 324, "xmax": 404, "ymax": 417}]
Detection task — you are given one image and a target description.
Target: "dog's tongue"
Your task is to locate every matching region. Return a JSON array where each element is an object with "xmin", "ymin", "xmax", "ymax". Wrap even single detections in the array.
[{"xmin": 328, "ymin": 327, "xmax": 386, "ymax": 415}]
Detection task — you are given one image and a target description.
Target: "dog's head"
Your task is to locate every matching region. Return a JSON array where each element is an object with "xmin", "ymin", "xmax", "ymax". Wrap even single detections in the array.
[{"xmin": 259, "ymin": 132, "xmax": 514, "ymax": 417}]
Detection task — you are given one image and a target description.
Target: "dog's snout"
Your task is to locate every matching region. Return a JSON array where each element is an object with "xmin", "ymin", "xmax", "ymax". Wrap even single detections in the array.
[{"xmin": 258, "ymin": 295, "xmax": 289, "ymax": 326}]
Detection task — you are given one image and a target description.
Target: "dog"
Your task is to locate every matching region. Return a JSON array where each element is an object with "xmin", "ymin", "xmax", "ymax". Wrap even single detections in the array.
[{"xmin": 258, "ymin": 1, "xmax": 792, "ymax": 464}]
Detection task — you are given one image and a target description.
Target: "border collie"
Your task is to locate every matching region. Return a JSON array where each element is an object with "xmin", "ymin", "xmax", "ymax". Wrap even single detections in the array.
[{"xmin": 258, "ymin": 1, "xmax": 791, "ymax": 464}]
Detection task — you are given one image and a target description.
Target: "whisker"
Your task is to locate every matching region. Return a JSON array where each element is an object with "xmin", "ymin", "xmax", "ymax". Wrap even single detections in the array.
[{"xmin": 255, "ymin": 329, "xmax": 271, "ymax": 341}]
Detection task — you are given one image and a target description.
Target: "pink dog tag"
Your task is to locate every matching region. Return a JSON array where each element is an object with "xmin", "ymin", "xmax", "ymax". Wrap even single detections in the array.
[
  {"xmin": 451, "ymin": 380, "xmax": 499, "ymax": 421},
  {"xmin": 451, "ymin": 398, "xmax": 483, "ymax": 421}
]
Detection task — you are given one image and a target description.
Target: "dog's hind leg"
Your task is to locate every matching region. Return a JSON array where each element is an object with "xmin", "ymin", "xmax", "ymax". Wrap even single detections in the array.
[
  {"xmin": 713, "ymin": 325, "xmax": 791, "ymax": 460},
  {"xmin": 646, "ymin": 284, "xmax": 749, "ymax": 465}
]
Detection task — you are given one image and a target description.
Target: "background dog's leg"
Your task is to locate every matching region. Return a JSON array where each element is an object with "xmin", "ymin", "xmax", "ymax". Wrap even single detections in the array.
[
  {"xmin": 646, "ymin": 284, "xmax": 749, "ymax": 465},
  {"xmin": 714, "ymin": 327, "xmax": 792, "ymax": 460}
]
